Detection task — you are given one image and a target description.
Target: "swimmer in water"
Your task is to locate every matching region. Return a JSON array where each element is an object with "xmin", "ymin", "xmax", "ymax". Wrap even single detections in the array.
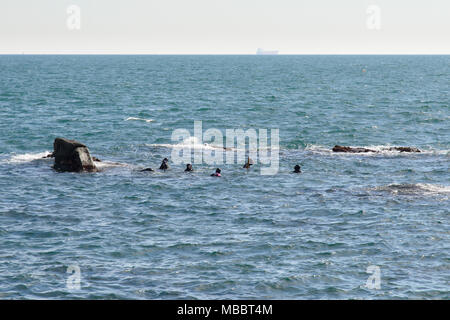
[
  {"xmin": 185, "ymin": 164, "xmax": 193, "ymax": 172},
  {"xmin": 211, "ymin": 168, "xmax": 221, "ymax": 177},
  {"xmin": 293, "ymin": 164, "xmax": 301, "ymax": 173},
  {"xmin": 159, "ymin": 158, "xmax": 169, "ymax": 171},
  {"xmin": 243, "ymin": 156, "xmax": 253, "ymax": 169},
  {"xmin": 141, "ymin": 167, "xmax": 154, "ymax": 172}
]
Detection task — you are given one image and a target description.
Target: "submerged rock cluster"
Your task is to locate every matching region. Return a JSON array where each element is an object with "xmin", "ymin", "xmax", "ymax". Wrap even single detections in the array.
[{"xmin": 332, "ymin": 145, "xmax": 420, "ymax": 153}]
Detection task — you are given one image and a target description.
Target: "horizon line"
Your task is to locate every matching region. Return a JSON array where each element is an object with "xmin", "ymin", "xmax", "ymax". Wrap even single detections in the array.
[{"xmin": 1, "ymin": 52, "xmax": 449, "ymax": 56}]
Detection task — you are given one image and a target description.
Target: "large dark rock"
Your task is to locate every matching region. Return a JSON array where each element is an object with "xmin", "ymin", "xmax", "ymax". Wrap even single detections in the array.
[
  {"xmin": 388, "ymin": 147, "xmax": 421, "ymax": 153},
  {"xmin": 332, "ymin": 145, "xmax": 376, "ymax": 153},
  {"xmin": 332, "ymin": 145, "xmax": 421, "ymax": 153},
  {"xmin": 53, "ymin": 138, "xmax": 98, "ymax": 172}
]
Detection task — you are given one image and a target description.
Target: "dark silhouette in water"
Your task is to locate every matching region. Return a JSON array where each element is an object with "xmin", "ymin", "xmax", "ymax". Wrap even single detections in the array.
[
  {"xmin": 293, "ymin": 165, "xmax": 301, "ymax": 173},
  {"xmin": 52, "ymin": 138, "xmax": 98, "ymax": 172},
  {"xmin": 243, "ymin": 156, "xmax": 253, "ymax": 169},
  {"xmin": 388, "ymin": 147, "xmax": 421, "ymax": 153},
  {"xmin": 211, "ymin": 168, "xmax": 221, "ymax": 177},
  {"xmin": 159, "ymin": 158, "xmax": 169, "ymax": 171},
  {"xmin": 185, "ymin": 164, "xmax": 193, "ymax": 172},
  {"xmin": 332, "ymin": 145, "xmax": 375, "ymax": 153},
  {"xmin": 332, "ymin": 145, "xmax": 421, "ymax": 153},
  {"xmin": 140, "ymin": 168, "xmax": 154, "ymax": 172}
]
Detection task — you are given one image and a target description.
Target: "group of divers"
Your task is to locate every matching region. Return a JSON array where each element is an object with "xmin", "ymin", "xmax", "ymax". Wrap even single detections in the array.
[{"xmin": 140, "ymin": 157, "xmax": 302, "ymax": 176}]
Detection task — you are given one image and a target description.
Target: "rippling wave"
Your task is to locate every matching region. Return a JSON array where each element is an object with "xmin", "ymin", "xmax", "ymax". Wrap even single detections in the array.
[
  {"xmin": 146, "ymin": 136, "xmax": 227, "ymax": 151},
  {"xmin": 5, "ymin": 151, "xmax": 51, "ymax": 163},
  {"xmin": 125, "ymin": 117, "xmax": 154, "ymax": 123},
  {"xmin": 368, "ymin": 183, "xmax": 450, "ymax": 196}
]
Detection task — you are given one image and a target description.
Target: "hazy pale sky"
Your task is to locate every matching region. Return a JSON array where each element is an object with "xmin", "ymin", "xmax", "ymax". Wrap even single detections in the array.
[{"xmin": 0, "ymin": 0, "xmax": 449, "ymax": 53}]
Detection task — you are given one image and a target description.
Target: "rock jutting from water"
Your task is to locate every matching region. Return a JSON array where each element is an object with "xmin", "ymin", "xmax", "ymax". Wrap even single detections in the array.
[
  {"xmin": 332, "ymin": 145, "xmax": 375, "ymax": 153},
  {"xmin": 332, "ymin": 145, "xmax": 421, "ymax": 153},
  {"xmin": 388, "ymin": 147, "xmax": 421, "ymax": 153},
  {"xmin": 51, "ymin": 137, "xmax": 98, "ymax": 172}
]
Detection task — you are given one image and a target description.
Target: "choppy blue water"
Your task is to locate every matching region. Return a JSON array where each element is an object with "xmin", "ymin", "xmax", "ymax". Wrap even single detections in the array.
[{"xmin": 0, "ymin": 55, "xmax": 448, "ymax": 299}]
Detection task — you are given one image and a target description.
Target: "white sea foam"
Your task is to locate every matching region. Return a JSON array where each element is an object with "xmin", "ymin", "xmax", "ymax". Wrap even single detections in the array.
[
  {"xmin": 146, "ymin": 136, "xmax": 237, "ymax": 151},
  {"xmin": 147, "ymin": 136, "xmax": 279, "ymax": 153},
  {"xmin": 7, "ymin": 151, "xmax": 52, "ymax": 163},
  {"xmin": 5, "ymin": 151, "xmax": 127, "ymax": 170},
  {"xmin": 369, "ymin": 183, "xmax": 450, "ymax": 196},
  {"xmin": 94, "ymin": 160, "xmax": 127, "ymax": 169},
  {"xmin": 125, "ymin": 117, "xmax": 154, "ymax": 123}
]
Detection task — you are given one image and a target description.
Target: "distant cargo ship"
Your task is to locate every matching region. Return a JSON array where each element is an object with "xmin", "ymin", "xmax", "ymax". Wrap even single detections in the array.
[{"xmin": 256, "ymin": 48, "xmax": 279, "ymax": 55}]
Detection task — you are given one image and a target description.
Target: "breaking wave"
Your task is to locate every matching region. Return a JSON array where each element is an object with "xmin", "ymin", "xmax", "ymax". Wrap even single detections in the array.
[
  {"xmin": 5, "ymin": 151, "xmax": 52, "ymax": 163},
  {"xmin": 125, "ymin": 117, "xmax": 154, "ymax": 123},
  {"xmin": 147, "ymin": 136, "xmax": 279, "ymax": 152},
  {"xmin": 146, "ymin": 137, "xmax": 236, "ymax": 151},
  {"xmin": 368, "ymin": 183, "xmax": 450, "ymax": 196},
  {"xmin": 94, "ymin": 160, "xmax": 128, "ymax": 169},
  {"xmin": 3, "ymin": 151, "xmax": 126, "ymax": 170}
]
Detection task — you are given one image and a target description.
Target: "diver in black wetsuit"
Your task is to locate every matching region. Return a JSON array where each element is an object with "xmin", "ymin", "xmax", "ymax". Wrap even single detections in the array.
[
  {"xmin": 185, "ymin": 164, "xmax": 193, "ymax": 172},
  {"xmin": 159, "ymin": 158, "xmax": 169, "ymax": 171},
  {"xmin": 293, "ymin": 165, "xmax": 301, "ymax": 173},
  {"xmin": 243, "ymin": 156, "xmax": 253, "ymax": 169}
]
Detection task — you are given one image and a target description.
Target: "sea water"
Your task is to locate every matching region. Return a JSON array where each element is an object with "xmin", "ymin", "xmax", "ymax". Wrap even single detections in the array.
[{"xmin": 0, "ymin": 55, "xmax": 448, "ymax": 299}]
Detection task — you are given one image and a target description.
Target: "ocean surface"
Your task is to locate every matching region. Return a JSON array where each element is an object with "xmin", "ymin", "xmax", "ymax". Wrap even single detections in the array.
[{"xmin": 0, "ymin": 55, "xmax": 448, "ymax": 299}]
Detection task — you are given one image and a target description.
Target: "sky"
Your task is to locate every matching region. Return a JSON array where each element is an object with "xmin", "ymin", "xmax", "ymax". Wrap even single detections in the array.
[{"xmin": 0, "ymin": 0, "xmax": 449, "ymax": 54}]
